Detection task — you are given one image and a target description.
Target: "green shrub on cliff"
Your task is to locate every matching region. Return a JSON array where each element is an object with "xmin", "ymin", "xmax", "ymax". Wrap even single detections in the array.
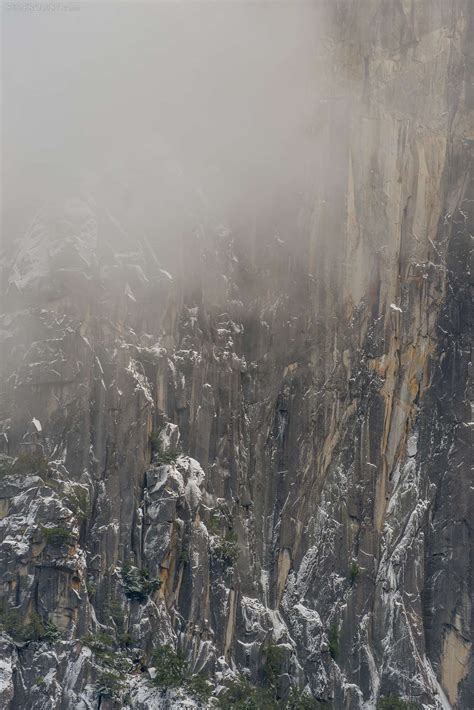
[
  {"xmin": 349, "ymin": 562, "xmax": 360, "ymax": 586},
  {"xmin": 121, "ymin": 562, "xmax": 161, "ymax": 601},
  {"xmin": 150, "ymin": 644, "xmax": 213, "ymax": 700},
  {"xmin": 149, "ymin": 432, "xmax": 179, "ymax": 465},
  {"xmin": 0, "ymin": 453, "xmax": 49, "ymax": 477},
  {"xmin": 377, "ymin": 697, "xmax": 420, "ymax": 710},
  {"xmin": 42, "ymin": 526, "xmax": 74, "ymax": 547},
  {"xmin": 82, "ymin": 632, "xmax": 115, "ymax": 656},
  {"xmin": 186, "ymin": 672, "xmax": 213, "ymax": 701},
  {"xmin": 212, "ymin": 530, "xmax": 239, "ymax": 565},
  {"xmin": 216, "ymin": 678, "xmax": 275, "ymax": 709},
  {"xmin": 328, "ymin": 623, "xmax": 339, "ymax": 660},
  {"xmin": 95, "ymin": 671, "xmax": 124, "ymax": 701},
  {"xmin": 13, "ymin": 452, "xmax": 48, "ymax": 476},
  {"xmin": 151, "ymin": 645, "xmax": 186, "ymax": 689},
  {"xmin": 262, "ymin": 643, "xmax": 285, "ymax": 694},
  {"xmin": 287, "ymin": 688, "xmax": 328, "ymax": 708},
  {"xmin": 0, "ymin": 606, "xmax": 59, "ymax": 643}
]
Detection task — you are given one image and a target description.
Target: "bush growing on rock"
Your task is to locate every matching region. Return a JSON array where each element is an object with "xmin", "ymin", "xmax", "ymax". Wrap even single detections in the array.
[
  {"xmin": 5, "ymin": 609, "xmax": 24, "ymax": 641},
  {"xmin": 86, "ymin": 580, "xmax": 97, "ymax": 599},
  {"xmin": 38, "ymin": 618, "xmax": 61, "ymax": 642},
  {"xmin": 65, "ymin": 487, "xmax": 89, "ymax": 520},
  {"xmin": 349, "ymin": 562, "xmax": 360, "ymax": 586},
  {"xmin": 216, "ymin": 678, "xmax": 275, "ymax": 709},
  {"xmin": 0, "ymin": 606, "xmax": 60, "ymax": 643},
  {"xmin": 328, "ymin": 623, "xmax": 340, "ymax": 660},
  {"xmin": 121, "ymin": 562, "xmax": 161, "ymax": 601},
  {"xmin": 149, "ymin": 432, "xmax": 179, "ymax": 465},
  {"xmin": 212, "ymin": 530, "xmax": 239, "ymax": 565},
  {"xmin": 106, "ymin": 594, "xmax": 125, "ymax": 630},
  {"xmin": 377, "ymin": 697, "xmax": 420, "ymax": 710},
  {"xmin": 118, "ymin": 631, "xmax": 133, "ymax": 648},
  {"xmin": 151, "ymin": 645, "xmax": 186, "ymax": 689},
  {"xmin": 82, "ymin": 633, "xmax": 131, "ymax": 672},
  {"xmin": 156, "ymin": 448, "xmax": 179, "ymax": 465},
  {"xmin": 149, "ymin": 430, "xmax": 161, "ymax": 454},
  {"xmin": 287, "ymin": 688, "xmax": 329, "ymax": 708},
  {"xmin": 178, "ymin": 546, "xmax": 190, "ymax": 565},
  {"xmin": 151, "ymin": 644, "xmax": 213, "ymax": 700},
  {"xmin": 216, "ymin": 678, "xmax": 327, "ymax": 709},
  {"xmin": 13, "ymin": 452, "xmax": 49, "ymax": 476},
  {"xmin": 42, "ymin": 526, "xmax": 75, "ymax": 547},
  {"xmin": 95, "ymin": 670, "xmax": 124, "ymax": 701},
  {"xmin": 0, "ymin": 452, "xmax": 49, "ymax": 477},
  {"xmin": 262, "ymin": 643, "xmax": 285, "ymax": 694},
  {"xmin": 186, "ymin": 672, "xmax": 213, "ymax": 701},
  {"xmin": 207, "ymin": 511, "xmax": 222, "ymax": 534},
  {"xmin": 82, "ymin": 632, "xmax": 115, "ymax": 656}
]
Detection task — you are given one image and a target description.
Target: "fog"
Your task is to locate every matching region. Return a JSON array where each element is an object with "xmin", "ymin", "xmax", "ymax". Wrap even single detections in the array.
[{"xmin": 2, "ymin": 1, "xmax": 334, "ymax": 270}]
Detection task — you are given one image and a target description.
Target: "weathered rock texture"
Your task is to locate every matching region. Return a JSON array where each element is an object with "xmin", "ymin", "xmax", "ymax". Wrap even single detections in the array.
[{"xmin": 0, "ymin": 1, "xmax": 472, "ymax": 708}]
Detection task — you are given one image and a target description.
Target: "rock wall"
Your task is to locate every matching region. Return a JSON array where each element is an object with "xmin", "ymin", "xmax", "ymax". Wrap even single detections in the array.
[{"xmin": 0, "ymin": 1, "xmax": 472, "ymax": 708}]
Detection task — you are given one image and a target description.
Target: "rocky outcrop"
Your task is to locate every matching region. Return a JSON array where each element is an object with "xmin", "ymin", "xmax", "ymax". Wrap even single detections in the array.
[{"xmin": 0, "ymin": 2, "xmax": 472, "ymax": 708}]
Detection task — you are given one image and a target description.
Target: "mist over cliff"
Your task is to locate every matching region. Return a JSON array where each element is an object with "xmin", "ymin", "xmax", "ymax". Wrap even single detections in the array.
[
  {"xmin": 0, "ymin": 1, "xmax": 472, "ymax": 709},
  {"xmin": 2, "ymin": 0, "xmax": 330, "ymax": 267}
]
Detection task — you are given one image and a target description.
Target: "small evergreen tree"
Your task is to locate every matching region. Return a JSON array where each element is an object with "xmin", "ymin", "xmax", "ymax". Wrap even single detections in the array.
[
  {"xmin": 328, "ymin": 623, "xmax": 339, "ymax": 660},
  {"xmin": 151, "ymin": 645, "xmax": 186, "ymax": 690}
]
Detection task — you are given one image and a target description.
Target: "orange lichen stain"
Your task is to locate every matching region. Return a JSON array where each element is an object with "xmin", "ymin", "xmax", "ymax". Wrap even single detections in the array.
[
  {"xmin": 441, "ymin": 626, "xmax": 471, "ymax": 706},
  {"xmin": 374, "ymin": 334, "xmax": 435, "ymax": 532},
  {"xmin": 159, "ymin": 566, "xmax": 170, "ymax": 599},
  {"xmin": 170, "ymin": 563, "xmax": 184, "ymax": 608},
  {"xmin": 318, "ymin": 401, "xmax": 357, "ymax": 477},
  {"xmin": 276, "ymin": 549, "xmax": 292, "ymax": 607},
  {"xmin": 224, "ymin": 588, "xmax": 236, "ymax": 659},
  {"xmin": 283, "ymin": 362, "xmax": 298, "ymax": 378},
  {"xmin": 0, "ymin": 499, "xmax": 10, "ymax": 519},
  {"xmin": 367, "ymin": 354, "xmax": 388, "ymax": 377}
]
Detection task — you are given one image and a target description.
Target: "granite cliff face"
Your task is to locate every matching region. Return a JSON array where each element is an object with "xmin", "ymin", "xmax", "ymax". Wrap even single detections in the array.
[{"xmin": 0, "ymin": 2, "xmax": 472, "ymax": 709}]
